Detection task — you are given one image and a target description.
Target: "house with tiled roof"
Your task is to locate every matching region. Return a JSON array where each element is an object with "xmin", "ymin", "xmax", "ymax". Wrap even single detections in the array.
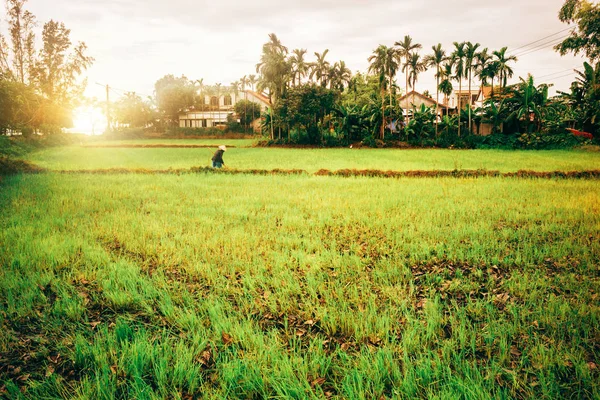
[{"xmin": 398, "ymin": 90, "xmax": 454, "ymax": 116}]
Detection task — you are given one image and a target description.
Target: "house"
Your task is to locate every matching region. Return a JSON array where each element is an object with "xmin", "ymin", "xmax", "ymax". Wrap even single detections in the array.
[
  {"xmin": 178, "ymin": 90, "xmax": 271, "ymax": 129},
  {"xmin": 444, "ymin": 88, "xmax": 480, "ymax": 110},
  {"xmin": 398, "ymin": 90, "xmax": 453, "ymax": 117}
]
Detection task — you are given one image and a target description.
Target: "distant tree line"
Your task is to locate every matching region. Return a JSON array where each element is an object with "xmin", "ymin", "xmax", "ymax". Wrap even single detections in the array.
[{"xmin": 0, "ymin": 0, "xmax": 93, "ymax": 135}]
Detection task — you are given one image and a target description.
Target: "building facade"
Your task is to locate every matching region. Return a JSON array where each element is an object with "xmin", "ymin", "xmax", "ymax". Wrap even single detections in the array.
[{"xmin": 179, "ymin": 90, "xmax": 271, "ymax": 129}]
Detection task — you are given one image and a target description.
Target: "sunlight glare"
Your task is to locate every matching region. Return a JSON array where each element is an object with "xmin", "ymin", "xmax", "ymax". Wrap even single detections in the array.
[{"xmin": 67, "ymin": 106, "xmax": 107, "ymax": 135}]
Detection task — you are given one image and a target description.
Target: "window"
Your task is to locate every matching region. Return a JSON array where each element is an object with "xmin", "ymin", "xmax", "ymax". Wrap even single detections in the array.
[
  {"xmin": 210, "ymin": 96, "xmax": 219, "ymax": 106},
  {"xmin": 202, "ymin": 119, "xmax": 207, "ymax": 128},
  {"xmin": 224, "ymin": 95, "xmax": 232, "ymax": 106}
]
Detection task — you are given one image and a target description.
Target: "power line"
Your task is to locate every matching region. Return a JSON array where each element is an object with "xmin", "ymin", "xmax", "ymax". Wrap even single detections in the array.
[
  {"xmin": 513, "ymin": 36, "xmax": 569, "ymax": 58},
  {"xmin": 509, "ymin": 26, "xmax": 573, "ymax": 54},
  {"xmin": 539, "ymin": 72, "xmax": 578, "ymax": 85},
  {"xmin": 536, "ymin": 68, "xmax": 578, "ymax": 79}
]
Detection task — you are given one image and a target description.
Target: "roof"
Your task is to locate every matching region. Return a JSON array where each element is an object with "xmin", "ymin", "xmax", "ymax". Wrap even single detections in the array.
[
  {"xmin": 398, "ymin": 90, "xmax": 453, "ymax": 109},
  {"xmin": 245, "ymin": 90, "xmax": 271, "ymax": 106}
]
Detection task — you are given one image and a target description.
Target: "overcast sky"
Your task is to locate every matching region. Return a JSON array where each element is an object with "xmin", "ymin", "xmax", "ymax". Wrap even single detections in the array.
[{"xmin": 22, "ymin": 0, "xmax": 587, "ymax": 101}]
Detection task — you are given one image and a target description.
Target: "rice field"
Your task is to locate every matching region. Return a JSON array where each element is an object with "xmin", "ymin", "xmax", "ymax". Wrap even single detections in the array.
[
  {"xmin": 1, "ymin": 145, "xmax": 599, "ymax": 399},
  {"xmin": 24, "ymin": 142, "xmax": 600, "ymax": 172}
]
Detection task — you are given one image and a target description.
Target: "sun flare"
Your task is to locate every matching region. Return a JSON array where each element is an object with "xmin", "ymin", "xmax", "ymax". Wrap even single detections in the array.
[{"xmin": 68, "ymin": 106, "xmax": 107, "ymax": 135}]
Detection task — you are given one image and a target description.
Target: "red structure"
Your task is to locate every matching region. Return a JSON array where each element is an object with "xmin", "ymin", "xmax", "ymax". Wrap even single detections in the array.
[{"xmin": 566, "ymin": 128, "xmax": 594, "ymax": 140}]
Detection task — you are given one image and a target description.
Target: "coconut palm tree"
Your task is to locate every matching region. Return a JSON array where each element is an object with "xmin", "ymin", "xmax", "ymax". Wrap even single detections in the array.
[
  {"xmin": 465, "ymin": 41, "xmax": 480, "ymax": 133},
  {"xmin": 330, "ymin": 60, "xmax": 352, "ymax": 91},
  {"xmin": 451, "ymin": 41, "xmax": 467, "ymax": 136},
  {"xmin": 310, "ymin": 49, "xmax": 330, "ymax": 87},
  {"xmin": 395, "ymin": 35, "xmax": 422, "ymax": 122},
  {"xmin": 368, "ymin": 45, "xmax": 389, "ymax": 139},
  {"xmin": 493, "ymin": 47, "xmax": 518, "ymax": 89},
  {"xmin": 290, "ymin": 48, "xmax": 308, "ymax": 86},
  {"xmin": 424, "ymin": 44, "xmax": 446, "ymax": 134}
]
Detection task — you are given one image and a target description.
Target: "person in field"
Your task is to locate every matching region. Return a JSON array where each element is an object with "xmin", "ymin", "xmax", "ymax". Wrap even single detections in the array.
[{"xmin": 211, "ymin": 145, "xmax": 226, "ymax": 168}]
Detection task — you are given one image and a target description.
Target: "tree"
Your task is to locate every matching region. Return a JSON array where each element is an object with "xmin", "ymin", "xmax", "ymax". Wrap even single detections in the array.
[
  {"xmin": 2, "ymin": 0, "xmax": 36, "ymax": 83},
  {"xmin": 154, "ymin": 75, "xmax": 195, "ymax": 126},
  {"xmin": 234, "ymin": 99, "xmax": 262, "ymax": 128},
  {"xmin": 424, "ymin": 44, "xmax": 446, "ymax": 134},
  {"xmin": 395, "ymin": 35, "xmax": 422, "ymax": 122},
  {"xmin": 439, "ymin": 63, "xmax": 454, "ymax": 118},
  {"xmin": 256, "ymin": 33, "xmax": 290, "ymax": 139},
  {"xmin": 331, "ymin": 60, "xmax": 351, "ymax": 91},
  {"xmin": 290, "ymin": 48, "xmax": 308, "ymax": 86},
  {"xmin": 505, "ymin": 75, "xmax": 556, "ymax": 133},
  {"xmin": 310, "ymin": 49, "xmax": 330, "ymax": 87},
  {"xmin": 248, "ymin": 74, "xmax": 257, "ymax": 122},
  {"xmin": 368, "ymin": 45, "xmax": 389, "ymax": 139},
  {"xmin": 451, "ymin": 41, "xmax": 466, "ymax": 136},
  {"xmin": 465, "ymin": 41, "xmax": 480, "ymax": 133},
  {"xmin": 407, "ymin": 52, "xmax": 427, "ymax": 108},
  {"xmin": 493, "ymin": 47, "xmax": 517, "ymax": 88},
  {"xmin": 113, "ymin": 92, "xmax": 154, "ymax": 128},
  {"xmin": 31, "ymin": 20, "xmax": 93, "ymax": 108},
  {"xmin": 555, "ymin": 0, "xmax": 600, "ymax": 62},
  {"xmin": 475, "ymin": 48, "xmax": 493, "ymax": 97},
  {"xmin": 562, "ymin": 61, "xmax": 600, "ymax": 135}
]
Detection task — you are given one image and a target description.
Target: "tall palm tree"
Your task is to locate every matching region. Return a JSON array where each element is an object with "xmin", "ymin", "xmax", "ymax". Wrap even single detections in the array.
[
  {"xmin": 424, "ymin": 44, "xmax": 446, "ymax": 134},
  {"xmin": 240, "ymin": 75, "xmax": 249, "ymax": 130},
  {"xmin": 248, "ymin": 74, "xmax": 257, "ymax": 124},
  {"xmin": 330, "ymin": 60, "xmax": 352, "ymax": 91},
  {"xmin": 475, "ymin": 49, "xmax": 492, "ymax": 99},
  {"xmin": 395, "ymin": 35, "xmax": 422, "ymax": 122},
  {"xmin": 465, "ymin": 41, "xmax": 480, "ymax": 133},
  {"xmin": 368, "ymin": 45, "xmax": 389, "ymax": 139},
  {"xmin": 256, "ymin": 34, "xmax": 290, "ymax": 139},
  {"xmin": 451, "ymin": 41, "xmax": 467, "ymax": 136},
  {"xmin": 290, "ymin": 48, "xmax": 308, "ymax": 86},
  {"xmin": 493, "ymin": 47, "xmax": 518, "ymax": 89},
  {"xmin": 194, "ymin": 78, "xmax": 205, "ymax": 108},
  {"xmin": 407, "ymin": 53, "xmax": 427, "ymax": 109},
  {"xmin": 310, "ymin": 49, "xmax": 330, "ymax": 87}
]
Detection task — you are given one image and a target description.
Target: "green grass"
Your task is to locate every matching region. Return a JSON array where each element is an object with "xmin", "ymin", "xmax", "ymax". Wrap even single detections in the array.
[
  {"xmin": 24, "ymin": 147, "xmax": 600, "ymax": 172},
  {"xmin": 86, "ymin": 138, "xmax": 257, "ymax": 147},
  {"xmin": 1, "ymin": 173, "xmax": 598, "ymax": 399}
]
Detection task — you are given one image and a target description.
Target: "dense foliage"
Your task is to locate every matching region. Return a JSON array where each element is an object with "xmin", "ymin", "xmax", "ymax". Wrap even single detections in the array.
[{"xmin": 0, "ymin": 0, "xmax": 93, "ymax": 134}]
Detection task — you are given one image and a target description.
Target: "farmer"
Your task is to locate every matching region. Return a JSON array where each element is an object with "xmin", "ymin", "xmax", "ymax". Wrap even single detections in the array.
[{"xmin": 211, "ymin": 145, "xmax": 226, "ymax": 168}]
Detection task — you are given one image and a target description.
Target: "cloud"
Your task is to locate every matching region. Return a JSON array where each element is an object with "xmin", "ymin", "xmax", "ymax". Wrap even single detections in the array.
[{"xmin": 24, "ymin": 0, "xmax": 578, "ymax": 98}]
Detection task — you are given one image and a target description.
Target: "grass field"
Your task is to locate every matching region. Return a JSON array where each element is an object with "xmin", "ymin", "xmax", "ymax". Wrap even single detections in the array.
[
  {"xmin": 84, "ymin": 139, "xmax": 257, "ymax": 147},
  {"xmin": 24, "ymin": 145, "xmax": 600, "ymax": 172},
  {"xmin": 1, "ymin": 169, "xmax": 599, "ymax": 398}
]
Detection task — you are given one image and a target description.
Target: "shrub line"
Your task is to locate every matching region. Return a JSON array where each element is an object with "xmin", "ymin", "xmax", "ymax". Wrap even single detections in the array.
[{"xmin": 2, "ymin": 158, "xmax": 599, "ymax": 179}]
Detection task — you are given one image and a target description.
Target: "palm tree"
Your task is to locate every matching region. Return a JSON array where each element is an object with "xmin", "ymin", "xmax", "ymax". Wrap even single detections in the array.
[
  {"xmin": 395, "ymin": 35, "xmax": 422, "ymax": 122},
  {"xmin": 407, "ymin": 52, "xmax": 427, "ymax": 108},
  {"xmin": 256, "ymin": 34, "xmax": 290, "ymax": 139},
  {"xmin": 451, "ymin": 41, "xmax": 467, "ymax": 136},
  {"xmin": 290, "ymin": 48, "xmax": 308, "ymax": 86},
  {"xmin": 368, "ymin": 45, "xmax": 389, "ymax": 139},
  {"xmin": 493, "ymin": 47, "xmax": 518, "ymax": 89},
  {"xmin": 439, "ymin": 78, "xmax": 453, "ymax": 118},
  {"xmin": 465, "ymin": 41, "xmax": 480, "ymax": 133},
  {"xmin": 310, "ymin": 49, "xmax": 330, "ymax": 87},
  {"xmin": 424, "ymin": 44, "xmax": 446, "ymax": 134},
  {"xmin": 475, "ymin": 49, "xmax": 492, "ymax": 99},
  {"xmin": 330, "ymin": 60, "xmax": 352, "ymax": 91},
  {"xmin": 239, "ymin": 75, "xmax": 249, "ymax": 131},
  {"xmin": 194, "ymin": 78, "xmax": 205, "ymax": 109},
  {"xmin": 248, "ymin": 74, "xmax": 257, "ymax": 125}
]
